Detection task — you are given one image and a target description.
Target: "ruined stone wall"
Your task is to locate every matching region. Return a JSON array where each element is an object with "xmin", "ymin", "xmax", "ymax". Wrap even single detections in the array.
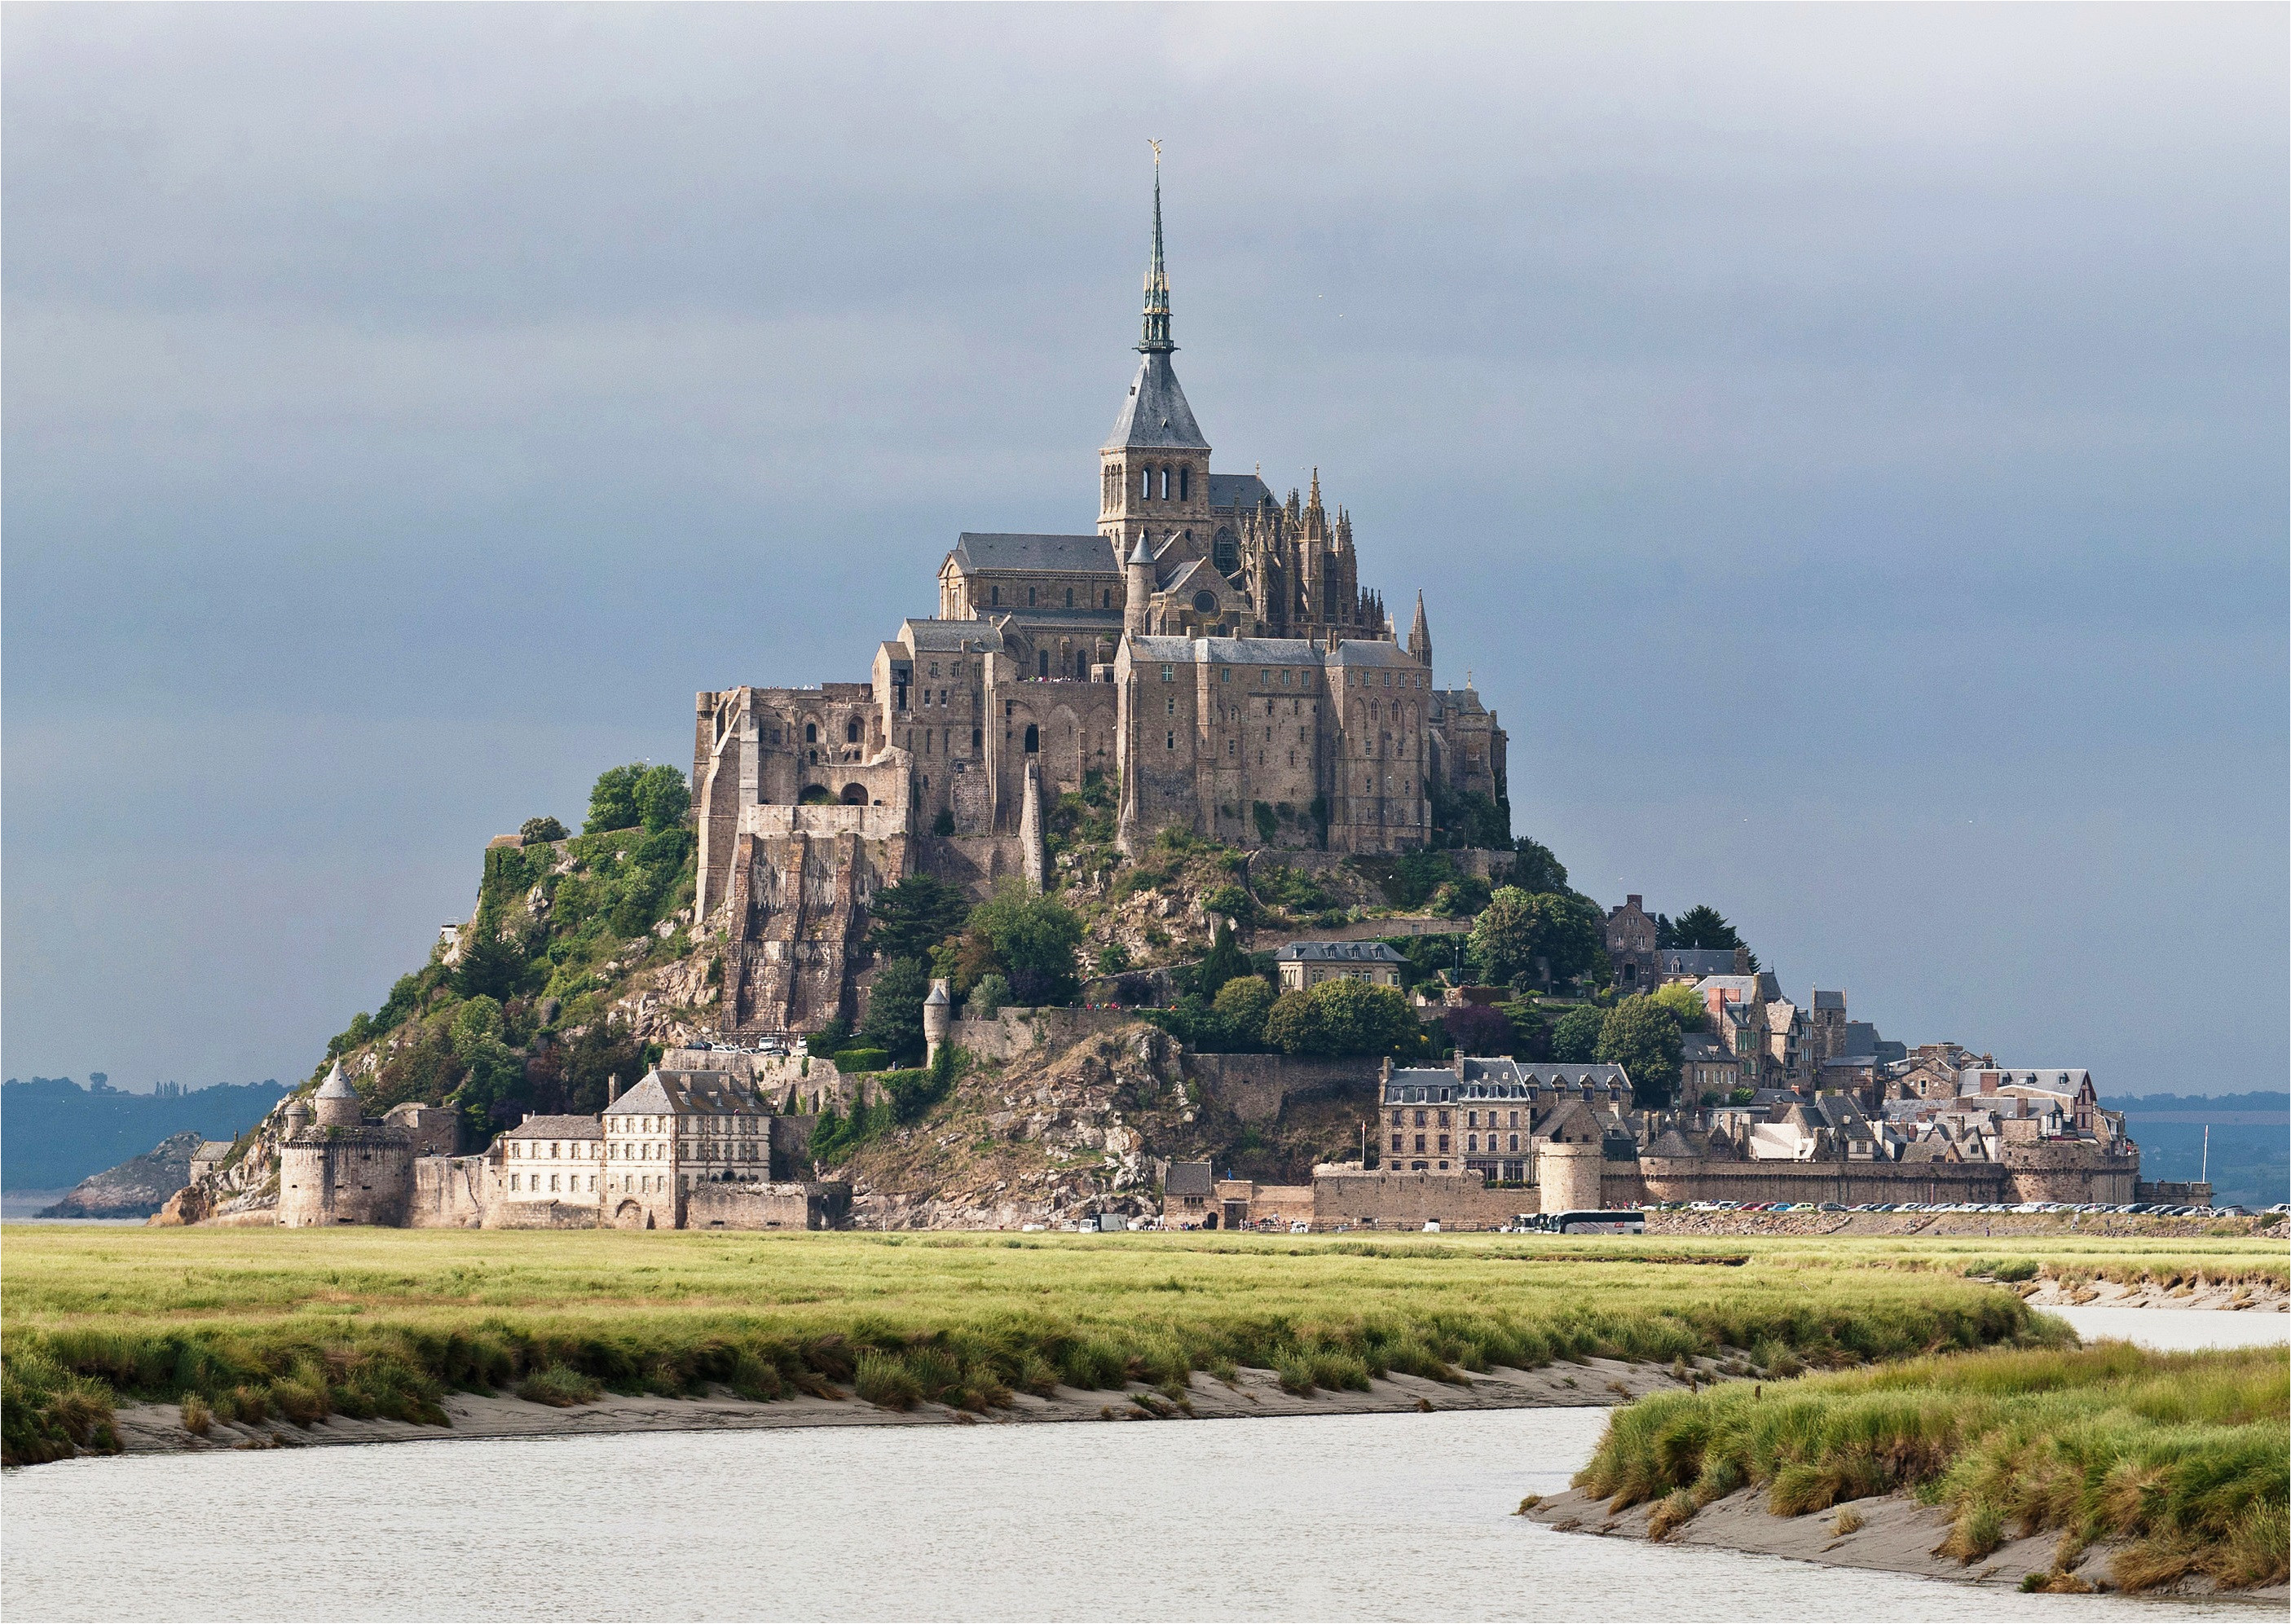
[
  {"xmin": 1311, "ymin": 1170, "xmax": 1526, "ymax": 1231},
  {"xmin": 683, "ymin": 1181, "xmax": 852, "ymax": 1230},
  {"xmin": 488, "ymin": 1198, "xmax": 601, "ymax": 1230},
  {"xmin": 1184, "ymin": 1053, "xmax": 1376, "ymax": 1124}
]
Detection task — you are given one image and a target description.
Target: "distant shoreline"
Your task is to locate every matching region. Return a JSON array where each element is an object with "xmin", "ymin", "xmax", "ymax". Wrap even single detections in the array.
[{"xmin": 99, "ymin": 1358, "xmax": 1680, "ymax": 1463}]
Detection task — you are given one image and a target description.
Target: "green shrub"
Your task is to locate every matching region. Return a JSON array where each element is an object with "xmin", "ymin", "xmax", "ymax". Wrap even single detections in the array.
[
  {"xmin": 833, "ymin": 1049, "xmax": 890, "ymax": 1074},
  {"xmin": 517, "ymin": 1364, "xmax": 602, "ymax": 1406}
]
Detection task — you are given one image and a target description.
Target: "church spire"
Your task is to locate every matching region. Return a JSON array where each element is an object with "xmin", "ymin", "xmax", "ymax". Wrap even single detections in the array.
[
  {"xmin": 1407, "ymin": 591, "xmax": 1433, "ymax": 667},
  {"xmin": 1139, "ymin": 140, "xmax": 1173, "ymax": 354}
]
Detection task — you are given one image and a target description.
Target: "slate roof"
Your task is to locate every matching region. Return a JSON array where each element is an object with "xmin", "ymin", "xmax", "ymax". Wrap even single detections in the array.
[
  {"xmin": 1813, "ymin": 989, "xmax": 1846, "ymax": 1011},
  {"xmin": 315, "ymin": 1061, "xmax": 359, "ymax": 1102},
  {"xmin": 1326, "ymin": 640, "xmax": 1425, "ymax": 669},
  {"xmin": 604, "ymin": 1069, "xmax": 769, "ymax": 1119},
  {"xmin": 1165, "ymin": 1160, "xmax": 1214, "ymax": 1198},
  {"xmin": 1648, "ymin": 1126, "xmax": 1705, "ymax": 1159},
  {"xmin": 1277, "ymin": 941, "xmax": 1407, "ymax": 964},
  {"xmin": 901, "ymin": 619, "xmax": 1007, "ymax": 654},
  {"xmin": 948, "ymin": 534, "xmax": 1120, "ymax": 576},
  {"xmin": 1128, "ymin": 636, "xmax": 1323, "ymax": 666},
  {"xmin": 1659, "ymin": 948, "xmax": 1737, "ymax": 977},
  {"xmin": 1208, "ymin": 472, "xmax": 1275, "ymax": 511},
  {"xmin": 1103, "ymin": 350, "xmax": 1209, "ymax": 451},
  {"xmin": 505, "ymin": 1114, "xmax": 603, "ymax": 1140}
]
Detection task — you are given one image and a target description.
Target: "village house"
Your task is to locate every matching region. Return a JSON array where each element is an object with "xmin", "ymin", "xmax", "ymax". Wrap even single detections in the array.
[
  {"xmin": 1275, "ymin": 940, "xmax": 1407, "ymax": 992},
  {"xmin": 500, "ymin": 1115, "xmax": 605, "ymax": 1206},
  {"xmin": 1602, "ymin": 895, "xmax": 1659, "ymax": 992},
  {"xmin": 602, "ymin": 1067, "xmax": 775, "ymax": 1230}
]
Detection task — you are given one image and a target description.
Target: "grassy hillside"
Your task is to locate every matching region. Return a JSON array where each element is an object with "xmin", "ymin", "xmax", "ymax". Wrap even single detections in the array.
[
  {"xmin": 311, "ymin": 825, "xmax": 708, "ymax": 1141},
  {"xmin": 2, "ymin": 1227, "xmax": 2064, "ymax": 1467}
]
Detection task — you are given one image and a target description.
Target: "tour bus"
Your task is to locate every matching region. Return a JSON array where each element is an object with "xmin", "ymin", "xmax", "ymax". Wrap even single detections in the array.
[{"xmin": 1515, "ymin": 1209, "xmax": 1646, "ymax": 1236}]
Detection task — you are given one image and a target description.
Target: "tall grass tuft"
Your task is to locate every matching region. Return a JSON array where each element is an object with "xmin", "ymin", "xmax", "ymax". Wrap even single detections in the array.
[{"xmin": 1575, "ymin": 1343, "xmax": 2288, "ymax": 1591}]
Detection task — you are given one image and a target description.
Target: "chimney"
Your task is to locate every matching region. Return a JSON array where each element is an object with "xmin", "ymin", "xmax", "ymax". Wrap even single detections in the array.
[
  {"xmin": 1627, "ymin": 894, "xmax": 1642, "ymax": 910},
  {"xmin": 1978, "ymin": 1071, "xmax": 1998, "ymax": 1096},
  {"xmin": 606, "ymin": 1073, "xmax": 622, "ymax": 1105}
]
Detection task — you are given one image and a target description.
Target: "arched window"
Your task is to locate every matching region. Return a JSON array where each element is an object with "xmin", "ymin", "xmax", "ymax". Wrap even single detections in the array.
[
  {"xmin": 1213, "ymin": 529, "xmax": 1238, "ymax": 574},
  {"xmin": 1159, "ymin": 467, "xmax": 1170, "ymax": 500},
  {"xmin": 845, "ymin": 720, "xmax": 859, "ymax": 743},
  {"xmin": 804, "ymin": 722, "xmax": 817, "ymax": 743},
  {"xmin": 1065, "ymin": 588, "xmax": 1074, "ymax": 608},
  {"xmin": 1179, "ymin": 467, "xmax": 1190, "ymax": 500},
  {"xmin": 1038, "ymin": 650, "xmax": 1049, "ymax": 678},
  {"xmin": 1023, "ymin": 724, "xmax": 1039, "ymax": 753},
  {"xmin": 1075, "ymin": 649, "xmax": 1090, "ymax": 679},
  {"xmin": 1141, "ymin": 467, "xmax": 1152, "ymax": 500}
]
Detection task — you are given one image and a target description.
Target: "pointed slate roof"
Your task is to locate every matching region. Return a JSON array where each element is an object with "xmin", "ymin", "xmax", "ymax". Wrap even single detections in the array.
[
  {"xmin": 315, "ymin": 1061, "xmax": 359, "ymax": 1102},
  {"xmin": 1104, "ymin": 350, "xmax": 1208, "ymax": 451}
]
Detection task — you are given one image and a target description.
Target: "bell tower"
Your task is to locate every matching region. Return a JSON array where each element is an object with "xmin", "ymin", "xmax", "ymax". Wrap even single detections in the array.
[{"xmin": 1100, "ymin": 143, "xmax": 1210, "ymax": 578}]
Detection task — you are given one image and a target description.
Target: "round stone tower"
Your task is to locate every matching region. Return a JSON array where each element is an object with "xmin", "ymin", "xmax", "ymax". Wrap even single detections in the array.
[
  {"xmin": 923, "ymin": 979, "xmax": 951, "ymax": 1066},
  {"xmin": 282, "ymin": 1093, "xmax": 313, "ymax": 1139},
  {"xmin": 1535, "ymin": 1139, "xmax": 1605, "ymax": 1217},
  {"xmin": 313, "ymin": 1060, "xmax": 363, "ymax": 1129}
]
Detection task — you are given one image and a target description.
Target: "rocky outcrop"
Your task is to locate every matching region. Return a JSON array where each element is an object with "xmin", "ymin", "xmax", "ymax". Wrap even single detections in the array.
[
  {"xmin": 831, "ymin": 1019, "xmax": 1376, "ymax": 1230},
  {"xmin": 40, "ymin": 1132, "xmax": 201, "ymax": 1219}
]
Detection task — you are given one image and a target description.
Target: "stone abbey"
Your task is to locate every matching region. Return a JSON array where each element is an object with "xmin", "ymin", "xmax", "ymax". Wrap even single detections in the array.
[{"xmin": 690, "ymin": 162, "xmax": 1506, "ymax": 1038}]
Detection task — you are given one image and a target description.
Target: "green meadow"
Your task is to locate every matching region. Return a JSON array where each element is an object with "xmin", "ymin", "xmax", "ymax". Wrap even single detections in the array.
[{"xmin": 4, "ymin": 1226, "xmax": 2274, "ymax": 1474}]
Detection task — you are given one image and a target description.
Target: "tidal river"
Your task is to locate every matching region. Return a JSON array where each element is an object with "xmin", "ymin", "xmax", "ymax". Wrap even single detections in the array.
[{"xmin": 2, "ymin": 1309, "xmax": 2275, "ymax": 1622}]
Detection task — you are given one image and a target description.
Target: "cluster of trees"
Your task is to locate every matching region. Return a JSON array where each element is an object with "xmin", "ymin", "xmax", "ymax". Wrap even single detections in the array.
[
  {"xmin": 1465, "ymin": 887, "xmax": 1605, "ymax": 988},
  {"xmin": 842, "ymin": 876, "xmax": 1087, "ymax": 1067},
  {"xmin": 584, "ymin": 763, "xmax": 690, "ymax": 836},
  {"xmin": 1144, "ymin": 923, "xmax": 1426, "ymax": 1058}
]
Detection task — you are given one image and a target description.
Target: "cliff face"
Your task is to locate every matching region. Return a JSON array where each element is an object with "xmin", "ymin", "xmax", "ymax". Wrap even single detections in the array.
[
  {"xmin": 41, "ymin": 1132, "xmax": 203, "ymax": 1218},
  {"xmin": 831, "ymin": 1019, "xmax": 1377, "ymax": 1230}
]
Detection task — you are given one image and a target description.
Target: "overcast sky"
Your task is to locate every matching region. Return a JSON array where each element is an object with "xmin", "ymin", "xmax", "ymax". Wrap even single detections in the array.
[{"xmin": 6, "ymin": 5, "xmax": 2284, "ymax": 1093}]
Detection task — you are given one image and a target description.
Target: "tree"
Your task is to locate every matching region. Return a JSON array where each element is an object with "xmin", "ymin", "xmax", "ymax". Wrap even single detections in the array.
[
  {"xmin": 1651, "ymin": 981, "xmax": 1707, "ymax": 1032},
  {"xmin": 1210, "ymin": 975, "xmax": 1275, "ymax": 1048},
  {"xmin": 1597, "ymin": 994, "xmax": 1684, "ymax": 1109},
  {"xmin": 1264, "ymin": 979, "xmax": 1421, "ymax": 1058},
  {"xmin": 1468, "ymin": 887, "xmax": 1603, "ymax": 987},
  {"xmin": 968, "ymin": 975, "xmax": 1011, "ymax": 1018},
  {"xmin": 584, "ymin": 764, "xmax": 646, "ymax": 834},
  {"xmin": 1442, "ymin": 1002, "xmax": 1514, "ymax": 1058},
  {"xmin": 1667, "ymin": 904, "xmax": 1757, "ymax": 968},
  {"xmin": 864, "ymin": 874, "xmax": 971, "ymax": 964},
  {"xmin": 519, "ymin": 816, "xmax": 569, "ymax": 845},
  {"xmin": 957, "ymin": 882, "xmax": 1084, "ymax": 1006},
  {"xmin": 634, "ymin": 766, "xmax": 690, "ymax": 834},
  {"xmin": 859, "ymin": 957, "xmax": 932, "ymax": 1065},
  {"xmin": 453, "ymin": 918, "xmax": 531, "ymax": 1003},
  {"xmin": 1195, "ymin": 920, "xmax": 1252, "ymax": 1000},
  {"xmin": 1505, "ymin": 837, "xmax": 1568, "ymax": 896},
  {"xmin": 1551, "ymin": 1005, "xmax": 1605, "ymax": 1063}
]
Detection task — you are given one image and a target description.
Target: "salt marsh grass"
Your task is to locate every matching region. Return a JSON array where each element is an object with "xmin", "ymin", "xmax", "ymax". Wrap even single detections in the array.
[
  {"xmin": 1, "ymin": 1226, "xmax": 2075, "ymax": 1465},
  {"xmin": 1576, "ymin": 1341, "xmax": 2289, "ymax": 1591}
]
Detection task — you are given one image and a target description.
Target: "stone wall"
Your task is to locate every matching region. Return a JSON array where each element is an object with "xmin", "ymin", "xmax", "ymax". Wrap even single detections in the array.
[
  {"xmin": 917, "ymin": 832, "xmax": 1035, "ymax": 896},
  {"xmin": 408, "ymin": 1155, "xmax": 491, "ymax": 1227},
  {"xmin": 684, "ymin": 1181, "xmax": 852, "ymax": 1230},
  {"xmin": 1311, "ymin": 1169, "xmax": 1527, "ymax": 1231},
  {"xmin": 1636, "ymin": 1157, "xmax": 2011, "ymax": 1207},
  {"xmin": 1184, "ymin": 1053, "xmax": 1377, "ymax": 1124},
  {"xmin": 490, "ymin": 1197, "xmax": 601, "ymax": 1230}
]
